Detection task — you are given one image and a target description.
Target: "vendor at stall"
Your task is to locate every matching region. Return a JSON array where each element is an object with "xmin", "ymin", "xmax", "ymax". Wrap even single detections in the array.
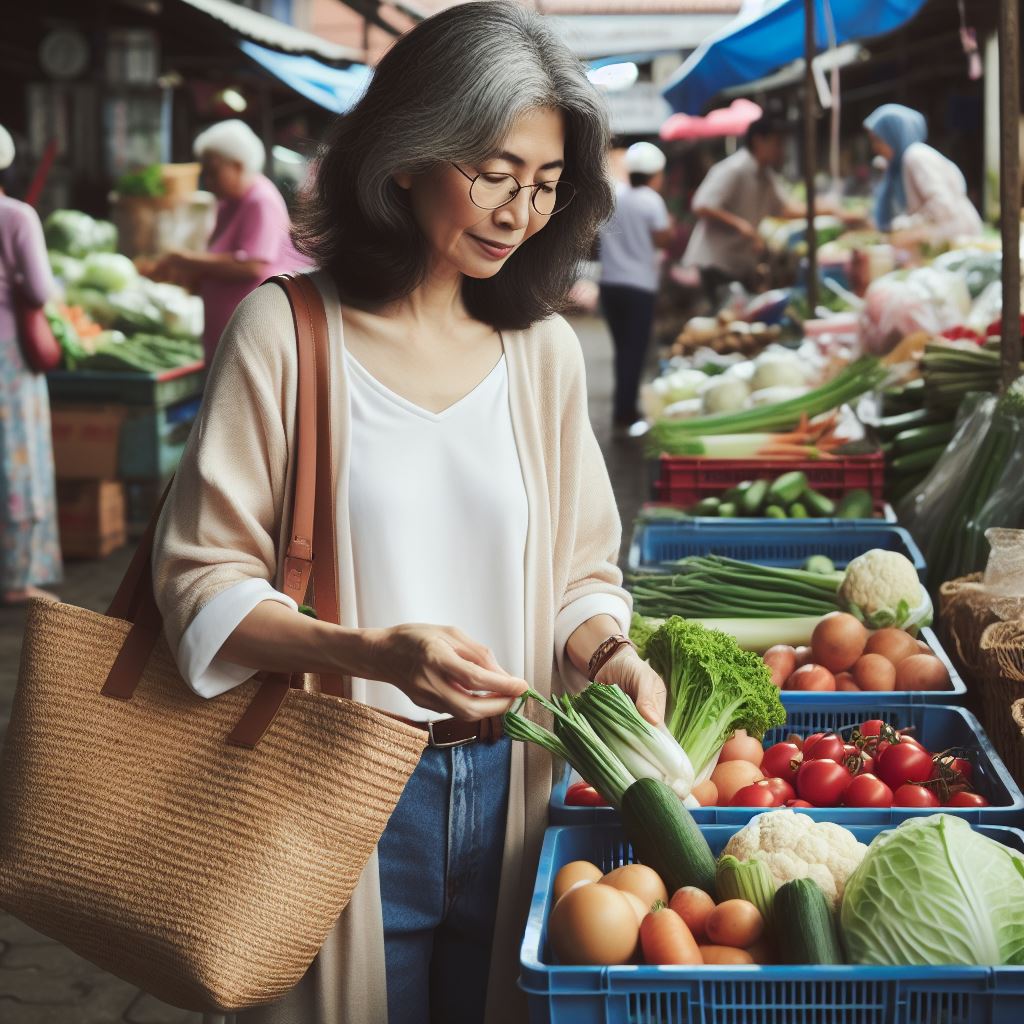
[
  {"xmin": 863, "ymin": 104, "xmax": 983, "ymax": 244},
  {"xmin": 682, "ymin": 116, "xmax": 804, "ymax": 306},
  {"xmin": 153, "ymin": 119, "xmax": 308, "ymax": 363}
]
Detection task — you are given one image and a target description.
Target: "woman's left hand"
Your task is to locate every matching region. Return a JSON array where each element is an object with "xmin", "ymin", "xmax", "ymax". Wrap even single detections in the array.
[{"xmin": 593, "ymin": 646, "xmax": 667, "ymax": 726}]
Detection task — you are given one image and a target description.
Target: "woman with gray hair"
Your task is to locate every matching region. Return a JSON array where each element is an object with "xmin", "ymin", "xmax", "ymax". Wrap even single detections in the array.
[
  {"xmin": 152, "ymin": 4, "xmax": 663, "ymax": 1022},
  {"xmin": 154, "ymin": 118, "xmax": 307, "ymax": 362}
]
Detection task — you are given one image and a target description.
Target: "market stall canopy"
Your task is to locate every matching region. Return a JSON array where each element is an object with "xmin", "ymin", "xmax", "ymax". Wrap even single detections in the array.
[
  {"xmin": 661, "ymin": 0, "xmax": 931, "ymax": 114},
  {"xmin": 240, "ymin": 42, "xmax": 371, "ymax": 114},
  {"xmin": 660, "ymin": 98, "xmax": 762, "ymax": 140},
  {"xmin": 169, "ymin": 0, "xmax": 363, "ymax": 65}
]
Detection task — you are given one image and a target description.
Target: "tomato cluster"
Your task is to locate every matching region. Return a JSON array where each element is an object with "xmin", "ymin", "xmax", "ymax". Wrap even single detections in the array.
[{"xmin": 730, "ymin": 719, "xmax": 989, "ymax": 809}]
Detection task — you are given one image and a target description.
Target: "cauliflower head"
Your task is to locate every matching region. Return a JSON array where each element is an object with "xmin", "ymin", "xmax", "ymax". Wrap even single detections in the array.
[
  {"xmin": 721, "ymin": 809, "xmax": 867, "ymax": 910},
  {"xmin": 838, "ymin": 549, "xmax": 932, "ymax": 630}
]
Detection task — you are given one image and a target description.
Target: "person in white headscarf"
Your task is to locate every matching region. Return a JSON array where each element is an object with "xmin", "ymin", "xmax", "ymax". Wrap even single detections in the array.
[
  {"xmin": 0, "ymin": 124, "xmax": 62, "ymax": 604},
  {"xmin": 598, "ymin": 141, "xmax": 674, "ymax": 432}
]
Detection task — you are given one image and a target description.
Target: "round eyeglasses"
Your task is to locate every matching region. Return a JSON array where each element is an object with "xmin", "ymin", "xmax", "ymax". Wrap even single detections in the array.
[{"xmin": 452, "ymin": 164, "xmax": 575, "ymax": 216}]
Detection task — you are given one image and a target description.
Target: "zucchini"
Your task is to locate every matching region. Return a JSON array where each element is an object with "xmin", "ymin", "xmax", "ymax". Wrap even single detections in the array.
[
  {"xmin": 875, "ymin": 407, "xmax": 944, "ymax": 439},
  {"xmin": 721, "ymin": 484, "xmax": 749, "ymax": 503},
  {"xmin": 788, "ymin": 501, "xmax": 809, "ymax": 518},
  {"xmin": 620, "ymin": 778, "xmax": 716, "ymax": 897},
  {"xmin": 803, "ymin": 490, "xmax": 836, "ymax": 517},
  {"xmin": 772, "ymin": 878, "xmax": 843, "ymax": 964},
  {"xmin": 717, "ymin": 501, "xmax": 737, "ymax": 518},
  {"xmin": 764, "ymin": 504, "xmax": 787, "ymax": 519},
  {"xmin": 890, "ymin": 444, "xmax": 947, "ymax": 474},
  {"xmin": 892, "ymin": 421, "xmax": 954, "ymax": 454},
  {"xmin": 836, "ymin": 489, "xmax": 874, "ymax": 519},
  {"xmin": 741, "ymin": 479, "xmax": 769, "ymax": 516},
  {"xmin": 767, "ymin": 471, "xmax": 808, "ymax": 506},
  {"xmin": 690, "ymin": 497, "xmax": 721, "ymax": 516}
]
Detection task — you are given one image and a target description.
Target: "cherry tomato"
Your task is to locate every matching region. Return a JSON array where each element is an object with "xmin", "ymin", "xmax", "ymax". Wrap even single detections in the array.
[
  {"xmin": 858, "ymin": 719, "xmax": 886, "ymax": 740},
  {"xmin": 843, "ymin": 743, "xmax": 858, "ymax": 759},
  {"xmin": 797, "ymin": 758, "xmax": 852, "ymax": 806},
  {"xmin": 876, "ymin": 742, "xmax": 934, "ymax": 791},
  {"xmin": 893, "ymin": 783, "xmax": 940, "ymax": 807},
  {"xmin": 731, "ymin": 781, "xmax": 783, "ymax": 807},
  {"xmin": 803, "ymin": 732, "xmax": 846, "ymax": 764},
  {"xmin": 786, "ymin": 798, "xmax": 814, "ymax": 808},
  {"xmin": 802, "ymin": 732, "xmax": 823, "ymax": 753},
  {"xmin": 951, "ymin": 757, "xmax": 974, "ymax": 782},
  {"xmin": 760, "ymin": 777, "xmax": 796, "ymax": 803},
  {"xmin": 844, "ymin": 773, "xmax": 894, "ymax": 808},
  {"xmin": 564, "ymin": 782, "xmax": 609, "ymax": 807},
  {"xmin": 945, "ymin": 791, "xmax": 990, "ymax": 807},
  {"xmin": 761, "ymin": 742, "xmax": 802, "ymax": 784}
]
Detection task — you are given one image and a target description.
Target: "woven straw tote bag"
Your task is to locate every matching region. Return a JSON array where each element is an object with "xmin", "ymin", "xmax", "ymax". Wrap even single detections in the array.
[{"xmin": 0, "ymin": 274, "xmax": 427, "ymax": 1012}]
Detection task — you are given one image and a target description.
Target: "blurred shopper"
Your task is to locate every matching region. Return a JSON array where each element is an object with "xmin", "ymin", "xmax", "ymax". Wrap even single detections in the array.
[
  {"xmin": 598, "ymin": 141, "xmax": 673, "ymax": 433},
  {"xmin": 864, "ymin": 104, "xmax": 983, "ymax": 243},
  {"xmin": 0, "ymin": 125, "xmax": 62, "ymax": 605},
  {"xmin": 154, "ymin": 119, "xmax": 308, "ymax": 363},
  {"xmin": 683, "ymin": 116, "xmax": 802, "ymax": 306},
  {"xmin": 151, "ymin": 4, "xmax": 664, "ymax": 1023}
]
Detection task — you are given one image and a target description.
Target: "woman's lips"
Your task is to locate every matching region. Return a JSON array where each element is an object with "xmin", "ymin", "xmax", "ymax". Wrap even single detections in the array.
[{"xmin": 469, "ymin": 234, "xmax": 515, "ymax": 260}]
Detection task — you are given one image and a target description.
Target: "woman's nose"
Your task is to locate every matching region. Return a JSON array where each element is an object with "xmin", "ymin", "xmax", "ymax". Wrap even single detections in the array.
[{"xmin": 494, "ymin": 188, "xmax": 532, "ymax": 231}]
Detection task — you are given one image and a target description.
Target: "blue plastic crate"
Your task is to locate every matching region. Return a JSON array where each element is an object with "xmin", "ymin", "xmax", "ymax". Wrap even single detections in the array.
[
  {"xmin": 628, "ymin": 520, "xmax": 926, "ymax": 578},
  {"xmin": 548, "ymin": 703, "xmax": 1020, "ymax": 825},
  {"xmin": 522, "ymin": 822, "xmax": 1024, "ymax": 1024},
  {"xmin": 779, "ymin": 626, "xmax": 967, "ymax": 707}
]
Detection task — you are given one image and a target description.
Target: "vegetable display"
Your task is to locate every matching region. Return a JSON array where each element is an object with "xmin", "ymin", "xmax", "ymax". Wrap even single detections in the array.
[
  {"xmin": 840, "ymin": 815, "xmax": 1024, "ymax": 966},
  {"xmin": 680, "ymin": 477, "xmax": 876, "ymax": 520}
]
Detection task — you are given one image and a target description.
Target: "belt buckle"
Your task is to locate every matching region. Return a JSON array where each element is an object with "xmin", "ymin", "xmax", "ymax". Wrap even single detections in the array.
[{"xmin": 427, "ymin": 720, "xmax": 477, "ymax": 749}]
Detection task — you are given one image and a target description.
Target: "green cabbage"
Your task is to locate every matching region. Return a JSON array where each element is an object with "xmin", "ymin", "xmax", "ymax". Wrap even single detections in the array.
[
  {"xmin": 841, "ymin": 815, "xmax": 1024, "ymax": 966},
  {"xmin": 81, "ymin": 252, "xmax": 138, "ymax": 293},
  {"xmin": 43, "ymin": 210, "xmax": 118, "ymax": 258}
]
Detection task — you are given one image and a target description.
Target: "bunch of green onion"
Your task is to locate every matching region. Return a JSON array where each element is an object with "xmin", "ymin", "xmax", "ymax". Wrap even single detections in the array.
[{"xmin": 921, "ymin": 341, "xmax": 1018, "ymax": 412}]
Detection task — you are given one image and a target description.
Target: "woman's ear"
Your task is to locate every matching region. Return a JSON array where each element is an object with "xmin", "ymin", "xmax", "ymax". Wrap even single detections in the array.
[{"xmin": 392, "ymin": 171, "xmax": 413, "ymax": 190}]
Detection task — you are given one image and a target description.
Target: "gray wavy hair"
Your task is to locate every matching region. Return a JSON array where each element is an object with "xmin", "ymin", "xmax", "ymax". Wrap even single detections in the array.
[
  {"xmin": 294, "ymin": 0, "xmax": 615, "ymax": 330},
  {"xmin": 193, "ymin": 119, "xmax": 265, "ymax": 175}
]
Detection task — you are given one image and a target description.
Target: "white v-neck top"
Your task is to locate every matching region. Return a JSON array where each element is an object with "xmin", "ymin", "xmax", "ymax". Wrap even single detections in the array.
[{"xmin": 176, "ymin": 345, "xmax": 529, "ymax": 721}]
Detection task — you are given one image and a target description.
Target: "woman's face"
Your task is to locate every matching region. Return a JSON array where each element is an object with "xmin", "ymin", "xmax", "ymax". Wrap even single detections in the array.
[
  {"xmin": 202, "ymin": 152, "xmax": 248, "ymax": 200},
  {"xmin": 868, "ymin": 131, "xmax": 894, "ymax": 161},
  {"xmin": 395, "ymin": 106, "xmax": 566, "ymax": 281}
]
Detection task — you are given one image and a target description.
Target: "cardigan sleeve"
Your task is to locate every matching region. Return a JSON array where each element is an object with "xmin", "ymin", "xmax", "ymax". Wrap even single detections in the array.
[
  {"xmin": 151, "ymin": 282, "xmax": 298, "ymax": 683},
  {"xmin": 896, "ymin": 145, "xmax": 982, "ymax": 240},
  {"xmin": 548, "ymin": 317, "xmax": 632, "ymax": 693}
]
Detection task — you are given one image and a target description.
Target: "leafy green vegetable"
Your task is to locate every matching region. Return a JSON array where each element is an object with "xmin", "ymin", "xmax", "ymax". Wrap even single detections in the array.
[
  {"xmin": 644, "ymin": 617, "xmax": 785, "ymax": 780},
  {"xmin": 115, "ymin": 164, "xmax": 166, "ymax": 198},
  {"xmin": 81, "ymin": 252, "xmax": 138, "ymax": 293},
  {"xmin": 841, "ymin": 815, "xmax": 1024, "ymax": 966},
  {"xmin": 43, "ymin": 209, "xmax": 117, "ymax": 258}
]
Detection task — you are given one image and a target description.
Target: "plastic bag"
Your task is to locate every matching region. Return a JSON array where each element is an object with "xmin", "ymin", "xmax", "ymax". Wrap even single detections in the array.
[{"xmin": 859, "ymin": 268, "xmax": 972, "ymax": 355}]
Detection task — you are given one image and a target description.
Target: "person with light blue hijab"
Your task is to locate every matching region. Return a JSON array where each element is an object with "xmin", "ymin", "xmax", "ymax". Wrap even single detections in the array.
[{"xmin": 863, "ymin": 104, "xmax": 982, "ymax": 241}]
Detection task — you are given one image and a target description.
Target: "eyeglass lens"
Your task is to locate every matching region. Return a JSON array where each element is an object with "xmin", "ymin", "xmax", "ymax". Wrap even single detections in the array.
[{"xmin": 470, "ymin": 174, "xmax": 574, "ymax": 215}]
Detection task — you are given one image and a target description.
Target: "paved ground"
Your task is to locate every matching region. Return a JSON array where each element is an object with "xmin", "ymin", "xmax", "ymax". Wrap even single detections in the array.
[{"xmin": 0, "ymin": 313, "xmax": 648, "ymax": 1022}]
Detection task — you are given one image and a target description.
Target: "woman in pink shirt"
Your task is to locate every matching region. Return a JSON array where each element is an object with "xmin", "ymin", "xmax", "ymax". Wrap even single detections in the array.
[{"xmin": 155, "ymin": 120, "xmax": 308, "ymax": 362}]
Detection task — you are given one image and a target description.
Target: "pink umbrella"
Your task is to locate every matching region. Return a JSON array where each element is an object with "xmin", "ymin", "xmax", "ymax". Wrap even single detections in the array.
[{"xmin": 660, "ymin": 98, "xmax": 763, "ymax": 141}]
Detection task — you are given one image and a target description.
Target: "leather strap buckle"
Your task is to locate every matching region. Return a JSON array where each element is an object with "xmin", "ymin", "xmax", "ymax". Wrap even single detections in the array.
[{"xmin": 427, "ymin": 719, "xmax": 478, "ymax": 749}]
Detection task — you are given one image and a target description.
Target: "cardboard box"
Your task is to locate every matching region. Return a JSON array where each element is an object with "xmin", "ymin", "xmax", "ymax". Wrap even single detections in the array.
[
  {"xmin": 57, "ymin": 480, "xmax": 126, "ymax": 560},
  {"xmin": 50, "ymin": 405, "xmax": 127, "ymax": 480}
]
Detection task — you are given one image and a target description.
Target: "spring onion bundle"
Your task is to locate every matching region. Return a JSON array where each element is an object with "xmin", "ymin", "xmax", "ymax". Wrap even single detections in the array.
[
  {"xmin": 648, "ymin": 356, "xmax": 887, "ymax": 454},
  {"xmin": 630, "ymin": 555, "xmax": 843, "ymax": 620},
  {"xmin": 921, "ymin": 341, "xmax": 1015, "ymax": 411}
]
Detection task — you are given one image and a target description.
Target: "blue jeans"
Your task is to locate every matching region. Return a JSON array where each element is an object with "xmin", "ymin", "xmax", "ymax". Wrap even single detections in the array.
[{"xmin": 378, "ymin": 736, "xmax": 512, "ymax": 1024}]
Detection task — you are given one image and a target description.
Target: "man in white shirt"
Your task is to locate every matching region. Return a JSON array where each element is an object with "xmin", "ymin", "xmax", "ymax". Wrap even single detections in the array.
[
  {"xmin": 598, "ymin": 141, "xmax": 673, "ymax": 432},
  {"xmin": 683, "ymin": 116, "xmax": 803, "ymax": 305}
]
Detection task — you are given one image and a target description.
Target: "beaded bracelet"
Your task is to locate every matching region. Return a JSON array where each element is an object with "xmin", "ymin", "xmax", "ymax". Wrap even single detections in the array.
[{"xmin": 587, "ymin": 634, "xmax": 637, "ymax": 683}]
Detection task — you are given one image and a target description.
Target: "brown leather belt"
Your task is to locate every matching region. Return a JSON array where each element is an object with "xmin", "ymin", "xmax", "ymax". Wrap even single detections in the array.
[{"xmin": 390, "ymin": 714, "xmax": 504, "ymax": 749}]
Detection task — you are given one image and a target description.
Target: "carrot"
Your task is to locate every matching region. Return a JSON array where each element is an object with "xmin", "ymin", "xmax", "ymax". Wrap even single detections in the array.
[{"xmin": 639, "ymin": 903, "xmax": 703, "ymax": 965}]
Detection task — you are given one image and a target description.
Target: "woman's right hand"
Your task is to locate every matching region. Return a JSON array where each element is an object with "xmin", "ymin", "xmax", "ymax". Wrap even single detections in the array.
[{"xmin": 368, "ymin": 624, "xmax": 528, "ymax": 721}]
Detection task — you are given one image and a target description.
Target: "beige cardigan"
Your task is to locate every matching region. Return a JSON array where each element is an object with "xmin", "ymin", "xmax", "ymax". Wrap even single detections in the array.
[{"xmin": 152, "ymin": 271, "xmax": 630, "ymax": 1024}]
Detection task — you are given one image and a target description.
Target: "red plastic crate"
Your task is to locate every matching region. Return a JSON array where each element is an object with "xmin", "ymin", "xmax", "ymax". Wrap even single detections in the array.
[{"xmin": 655, "ymin": 453, "xmax": 886, "ymax": 507}]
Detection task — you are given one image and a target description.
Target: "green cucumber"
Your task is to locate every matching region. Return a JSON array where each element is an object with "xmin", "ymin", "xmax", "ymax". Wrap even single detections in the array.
[
  {"xmin": 721, "ymin": 485, "xmax": 748, "ymax": 504},
  {"xmin": 875, "ymin": 407, "xmax": 945, "ymax": 439},
  {"xmin": 892, "ymin": 421, "xmax": 954, "ymax": 454},
  {"xmin": 741, "ymin": 479, "xmax": 769, "ymax": 516},
  {"xmin": 772, "ymin": 878, "xmax": 842, "ymax": 964},
  {"xmin": 620, "ymin": 778, "xmax": 716, "ymax": 897},
  {"xmin": 788, "ymin": 501, "xmax": 809, "ymax": 518},
  {"xmin": 767, "ymin": 471, "xmax": 808, "ymax": 506},
  {"xmin": 717, "ymin": 501, "xmax": 737, "ymax": 518},
  {"xmin": 836, "ymin": 489, "xmax": 875, "ymax": 519},
  {"xmin": 890, "ymin": 444, "xmax": 947, "ymax": 474},
  {"xmin": 764, "ymin": 504, "xmax": 787, "ymax": 518},
  {"xmin": 690, "ymin": 497, "xmax": 721, "ymax": 516},
  {"xmin": 803, "ymin": 490, "xmax": 836, "ymax": 517}
]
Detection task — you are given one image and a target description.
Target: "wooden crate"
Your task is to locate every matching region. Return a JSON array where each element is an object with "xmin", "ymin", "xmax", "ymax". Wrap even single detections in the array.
[{"xmin": 57, "ymin": 481, "xmax": 126, "ymax": 560}]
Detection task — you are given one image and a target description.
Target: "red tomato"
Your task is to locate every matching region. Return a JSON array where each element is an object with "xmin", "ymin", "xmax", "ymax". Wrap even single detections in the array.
[
  {"xmin": 760, "ymin": 777, "xmax": 796, "ymax": 803},
  {"xmin": 894, "ymin": 783, "xmax": 940, "ymax": 807},
  {"xmin": 843, "ymin": 743, "xmax": 858, "ymax": 759},
  {"xmin": 803, "ymin": 732, "xmax": 823, "ymax": 752},
  {"xmin": 951, "ymin": 757, "xmax": 974, "ymax": 783},
  {"xmin": 761, "ymin": 742, "xmax": 801, "ymax": 783},
  {"xmin": 876, "ymin": 742, "xmax": 934, "ymax": 791},
  {"xmin": 858, "ymin": 719, "xmax": 886, "ymax": 740},
  {"xmin": 564, "ymin": 782, "xmax": 609, "ymax": 807},
  {"xmin": 803, "ymin": 732, "xmax": 846, "ymax": 764},
  {"xmin": 730, "ymin": 781, "xmax": 783, "ymax": 807},
  {"xmin": 786, "ymin": 798, "xmax": 814, "ymax": 808},
  {"xmin": 844, "ymin": 773, "xmax": 894, "ymax": 808},
  {"xmin": 945, "ymin": 791, "xmax": 990, "ymax": 807},
  {"xmin": 797, "ymin": 758, "xmax": 852, "ymax": 806}
]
